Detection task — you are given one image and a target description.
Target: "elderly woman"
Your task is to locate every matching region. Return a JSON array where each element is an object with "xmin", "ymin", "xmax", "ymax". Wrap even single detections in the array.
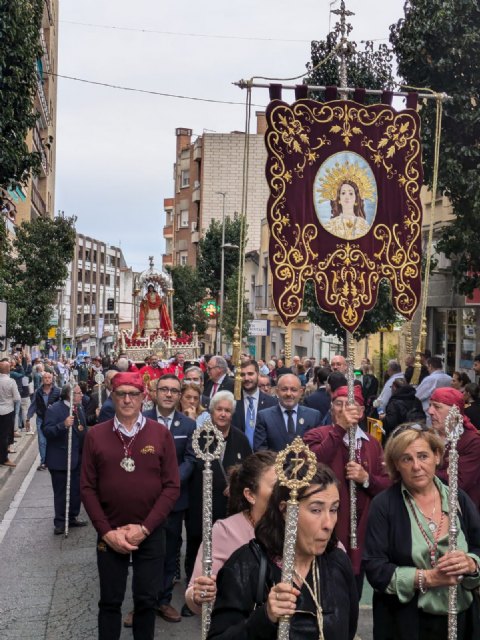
[
  {"xmin": 208, "ymin": 464, "xmax": 359, "ymax": 640},
  {"xmin": 185, "ymin": 391, "xmax": 252, "ymax": 597},
  {"xmin": 185, "ymin": 451, "xmax": 277, "ymax": 613},
  {"xmin": 364, "ymin": 424, "xmax": 480, "ymax": 640},
  {"xmin": 428, "ymin": 387, "xmax": 480, "ymax": 509}
]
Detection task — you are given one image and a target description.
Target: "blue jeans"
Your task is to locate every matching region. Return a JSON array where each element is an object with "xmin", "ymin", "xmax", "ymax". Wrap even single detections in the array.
[{"xmin": 37, "ymin": 417, "xmax": 47, "ymax": 464}]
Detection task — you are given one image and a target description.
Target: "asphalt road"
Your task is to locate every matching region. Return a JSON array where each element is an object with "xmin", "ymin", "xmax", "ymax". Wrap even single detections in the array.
[{"xmin": 0, "ymin": 439, "xmax": 374, "ymax": 639}]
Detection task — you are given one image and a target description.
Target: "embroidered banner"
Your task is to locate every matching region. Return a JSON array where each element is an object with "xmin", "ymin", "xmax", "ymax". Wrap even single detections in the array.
[{"xmin": 265, "ymin": 94, "xmax": 423, "ymax": 332}]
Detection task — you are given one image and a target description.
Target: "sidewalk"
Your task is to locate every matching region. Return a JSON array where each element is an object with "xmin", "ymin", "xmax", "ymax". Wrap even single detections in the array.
[{"xmin": 0, "ymin": 429, "xmax": 38, "ymax": 490}]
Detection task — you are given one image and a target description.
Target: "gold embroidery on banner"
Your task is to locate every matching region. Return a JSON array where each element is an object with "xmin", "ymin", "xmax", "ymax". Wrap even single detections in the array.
[{"xmin": 265, "ymin": 99, "xmax": 422, "ymax": 330}]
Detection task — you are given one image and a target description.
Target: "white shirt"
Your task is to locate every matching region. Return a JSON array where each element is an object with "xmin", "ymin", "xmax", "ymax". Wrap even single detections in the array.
[
  {"xmin": 210, "ymin": 374, "xmax": 226, "ymax": 398},
  {"xmin": 0, "ymin": 374, "xmax": 21, "ymax": 415},
  {"xmin": 281, "ymin": 404, "xmax": 299, "ymax": 432},
  {"xmin": 243, "ymin": 388, "xmax": 260, "ymax": 417},
  {"xmin": 113, "ymin": 414, "xmax": 146, "ymax": 438},
  {"xmin": 155, "ymin": 410, "xmax": 175, "ymax": 430},
  {"xmin": 415, "ymin": 370, "xmax": 453, "ymax": 411}
]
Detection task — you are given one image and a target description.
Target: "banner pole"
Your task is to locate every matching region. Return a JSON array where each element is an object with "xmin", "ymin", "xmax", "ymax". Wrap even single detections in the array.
[{"xmin": 346, "ymin": 331, "xmax": 358, "ymax": 550}]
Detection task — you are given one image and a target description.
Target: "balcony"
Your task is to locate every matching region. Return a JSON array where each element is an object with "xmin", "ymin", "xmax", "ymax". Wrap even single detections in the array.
[
  {"xmin": 31, "ymin": 181, "xmax": 47, "ymax": 217},
  {"xmin": 162, "ymin": 253, "xmax": 173, "ymax": 266},
  {"xmin": 193, "ymin": 138, "xmax": 202, "ymax": 161},
  {"xmin": 163, "ymin": 224, "xmax": 173, "ymax": 238},
  {"xmin": 33, "ymin": 123, "xmax": 49, "ymax": 176},
  {"xmin": 191, "ymin": 231, "xmax": 200, "ymax": 244},
  {"xmin": 254, "ymin": 285, "xmax": 275, "ymax": 312},
  {"xmin": 192, "ymin": 187, "xmax": 201, "ymax": 203},
  {"xmin": 39, "ymin": 28, "xmax": 51, "ymax": 73},
  {"xmin": 36, "ymin": 72, "xmax": 51, "ymax": 126}
]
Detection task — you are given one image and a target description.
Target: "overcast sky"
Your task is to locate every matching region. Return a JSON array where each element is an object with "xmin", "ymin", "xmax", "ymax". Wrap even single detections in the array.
[{"xmin": 56, "ymin": 0, "xmax": 406, "ymax": 272}]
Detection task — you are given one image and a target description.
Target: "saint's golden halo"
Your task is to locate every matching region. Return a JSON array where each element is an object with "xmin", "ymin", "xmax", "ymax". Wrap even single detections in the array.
[{"xmin": 316, "ymin": 159, "xmax": 375, "ymax": 202}]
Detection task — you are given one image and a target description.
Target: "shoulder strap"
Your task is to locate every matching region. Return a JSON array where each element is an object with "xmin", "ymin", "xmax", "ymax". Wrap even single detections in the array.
[{"xmin": 249, "ymin": 539, "xmax": 269, "ymax": 606}]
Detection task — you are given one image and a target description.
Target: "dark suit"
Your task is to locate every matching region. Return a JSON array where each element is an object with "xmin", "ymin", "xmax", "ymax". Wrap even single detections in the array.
[
  {"xmin": 204, "ymin": 375, "xmax": 234, "ymax": 397},
  {"xmin": 254, "ymin": 403, "xmax": 321, "ymax": 452},
  {"xmin": 97, "ymin": 395, "xmax": 115, "ymax": 423},
  {"xmin": 231, "ymin": 390, "xmax": 278, "ymax": 447},
  {"xmin": 143, "ymin": 407, "xmax": 196, "ymax": 606},
  {"xmin": 85, "ymin": 386, "xmax": 108, "ymax": 425},
  {"xmin": 303, "ymin": 387, "xmax": 331, "ymax": 419},
  {"xmin": 43, "ymin": 401, "xmax": 87, "ymax": 528}
]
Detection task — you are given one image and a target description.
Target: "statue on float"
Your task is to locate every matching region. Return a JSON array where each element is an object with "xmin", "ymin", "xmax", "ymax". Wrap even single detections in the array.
[{"xmin": 138, "ymin": 283, "xmax": 172, "ymax": 335}]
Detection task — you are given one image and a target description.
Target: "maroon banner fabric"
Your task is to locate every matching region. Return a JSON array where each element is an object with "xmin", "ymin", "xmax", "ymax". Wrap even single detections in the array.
[{"xmin": 264, "ymin": 97, "xmax": 423, "ymax": 332}]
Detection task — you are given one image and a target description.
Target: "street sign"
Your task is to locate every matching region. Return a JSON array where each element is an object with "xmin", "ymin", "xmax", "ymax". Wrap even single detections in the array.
[{"xmin": 248, "ymin": 319, "xmax": 270, "ymax": 336}]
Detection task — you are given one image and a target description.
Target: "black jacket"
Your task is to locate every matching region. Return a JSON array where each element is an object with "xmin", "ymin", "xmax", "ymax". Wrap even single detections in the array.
[
  {"xmin": 303, "ymin": 387, "xmax": 331, "ymax": 418},
  {"xmin": 383, "ymin": 385, "xmax": 425, "ymax": 439},
  {"xmin": 364, "ymin": 483, "xmax": 480, "ymax": 640},
  {"xmin": 208, "ymin": 541, "xmax": 358, "ymax": 640},
  {"xmin": 186, "ymin": 426, "xmax": 251, "ymax": 538},
  {"xmin": 465, "ymin": 400, "xmax": 480, "ymax": 429}
]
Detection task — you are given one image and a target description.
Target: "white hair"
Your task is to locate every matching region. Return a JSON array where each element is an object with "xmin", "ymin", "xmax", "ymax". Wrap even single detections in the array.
[{"xmin": 209, "ymin": 390, "xmax": 236, "ymax": 413}]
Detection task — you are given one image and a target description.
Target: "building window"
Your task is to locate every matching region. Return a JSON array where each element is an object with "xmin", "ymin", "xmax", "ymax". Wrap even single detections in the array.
[
  {"xmin": 181, "ymin": 169, "xmax": 190, "ymax": 188},
  {"xmin": 179, "ymin": 252, "xmax": 188, "ymax": 266},
  {"xmin": 180, "ymin": 210, "xmax": 189, "ymax": 228}
]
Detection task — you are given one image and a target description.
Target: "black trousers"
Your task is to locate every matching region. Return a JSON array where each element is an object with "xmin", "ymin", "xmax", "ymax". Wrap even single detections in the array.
[
  {"xmin": 158, "ymin": 510, "xmax": 183, "ymax": 605},
  {"xmin": 0, "ymin": 411, "xmax": 14, "ymax": 464},
  {"xmin": 97, "ymin": 526, "xmax": 165, "ymax": 640},
  {"xmin": 185, "ymin": 532, "xmax": 202, "ymax": 584},
  {"xmin": 49, "ymin": 467, "xmax": 81, "ymax": 528}
]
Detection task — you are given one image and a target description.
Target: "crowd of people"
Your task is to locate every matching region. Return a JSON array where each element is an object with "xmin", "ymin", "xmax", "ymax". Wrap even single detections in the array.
[{"xmin": 2, "ymin": 347, "xmax": 480, "ymax": 639}]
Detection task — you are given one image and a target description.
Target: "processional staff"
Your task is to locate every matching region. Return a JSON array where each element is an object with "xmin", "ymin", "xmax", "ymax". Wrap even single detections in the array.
[
  {"xmin": 346, "ymin": 332, "xmax": 358, "ymax": 551},
  {"xmin": 95, "ymin": 372, "xmax": 105, "ymax": 412},
  {"xmin": 64, "ymin": 369, "xmax": 77, "ymax": 539},
  {"xmin": 445, "ymin": 405, "xmax": 464, "ymax": 640},
  {"xmin": 275, "ymin": 437, "xmax": 318, "ymax": 640},
  {"xmin": 192, "ymin": 418, "xmax": 225, "ymax": 640}
]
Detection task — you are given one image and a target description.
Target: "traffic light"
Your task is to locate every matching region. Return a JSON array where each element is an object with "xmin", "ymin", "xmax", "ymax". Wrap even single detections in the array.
[{"xmin": 107, "ymin": 298, "xmax": 114, "ymax": 311}]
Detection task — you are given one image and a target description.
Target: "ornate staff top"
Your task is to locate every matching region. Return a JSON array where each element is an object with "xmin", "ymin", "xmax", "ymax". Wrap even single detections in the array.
[
  {"xmin": 94, "ymin": 372, "xmax": 104, "ymax": 385},
  {"xmin": 275, "ymin": 437, "xmax": 318, "ymax": 498},
  {"xmin": 444, "ymin": 404, "xmax": 464, "ymax": 444},
  {"xmin": 192, "ymin": 417, "xmax": 225, "ymax": 462}
]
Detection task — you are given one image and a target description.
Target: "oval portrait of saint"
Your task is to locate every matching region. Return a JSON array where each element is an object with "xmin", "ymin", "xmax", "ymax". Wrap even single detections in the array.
[{"xmin": 313, "ymin": 152, "xmax": 377, "ymax": 240}]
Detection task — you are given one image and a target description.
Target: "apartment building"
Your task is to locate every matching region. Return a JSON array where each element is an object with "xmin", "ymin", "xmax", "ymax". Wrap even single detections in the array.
[
  {"xmin": 15, "ymin": 0, "xmax": 59, "ymax": 222},
  {"xmin": 57, "ymin": 234, "xmax": 132, "ymax": 357},
  {"xmin": 162, "ymin": 113, "xmax": 269, "ymax": 268}
]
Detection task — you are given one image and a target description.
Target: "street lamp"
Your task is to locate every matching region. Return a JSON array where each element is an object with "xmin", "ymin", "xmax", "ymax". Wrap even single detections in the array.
[{"xmin": 215, "ymin": 191, "xmax": 227, "ymax": 354}]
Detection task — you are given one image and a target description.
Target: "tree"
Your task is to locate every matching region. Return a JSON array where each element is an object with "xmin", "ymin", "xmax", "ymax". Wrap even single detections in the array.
[
  {"xmin": 167, "ymin": 265, "xmax": 207, "ymax": 335},
  {"xmin": 0, "ymin": 216, "xmax": 76, "ymax": 345},
  {"xmin": 222, "ymin": 267, "xmax": 252, "ymax": 344},
  {"xmin": 390, "ymin": 0, "xmax": 480, "ymax": 295},
  {"xmin": 197, "ymin": 216, "xmax": 244, "ymax": 299},
  {"xmin": 302, "ymin": 21, "xmax": 399, "ymax": 338},
  {"xmin": 0, "ymin": 0, "xmax": 43, "ymax": 193}
]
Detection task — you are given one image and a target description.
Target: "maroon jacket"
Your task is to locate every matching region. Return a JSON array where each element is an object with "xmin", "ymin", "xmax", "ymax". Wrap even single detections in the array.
[
  {"xmin": 436, "ymin": 427, "xmax": 480, "ymax": 510},
  {"xmin": 303, "ymin": 424, "xmax": 391, "ymax": 574},
  {"xmin": 81, "ymin": 417, "xmax": 180, "ymax": 537}
]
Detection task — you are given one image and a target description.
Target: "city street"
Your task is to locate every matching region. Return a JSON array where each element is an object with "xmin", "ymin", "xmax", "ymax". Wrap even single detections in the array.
[{"xmin": 0, "ymin": 436, "xmax": 374, "ymax": 639}]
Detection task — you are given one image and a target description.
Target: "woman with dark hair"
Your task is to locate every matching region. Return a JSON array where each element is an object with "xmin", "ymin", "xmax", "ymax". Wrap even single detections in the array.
[
  {"xmin": 185, "ymin": 451, "xmax": 277, "ymax": 613},
  {"xmin": 207, "ymin": 464, "xmax": 359, "ymax": 640},
  {"xmin": 452, "ymin": 371, "xmax": 471, "ymax": 392},
  {"xmin": 463, "ymin": 382, "xmax": 480, "ymax": 429},
  {"xmin": 324, "ymin": 180, "xmax": 370, "ymax": 240}
]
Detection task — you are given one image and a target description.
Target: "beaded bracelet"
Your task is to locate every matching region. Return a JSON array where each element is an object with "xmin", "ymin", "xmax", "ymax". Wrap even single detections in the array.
[{"xmin": 418, "ymin": 569, "xmax": 428, "ymax": 594}]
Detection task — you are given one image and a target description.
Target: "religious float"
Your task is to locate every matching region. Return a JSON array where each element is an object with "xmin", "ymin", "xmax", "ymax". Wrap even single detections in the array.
[{"xmin": 117, "ymin": 257, "xmax": 200, "ymax": 364}]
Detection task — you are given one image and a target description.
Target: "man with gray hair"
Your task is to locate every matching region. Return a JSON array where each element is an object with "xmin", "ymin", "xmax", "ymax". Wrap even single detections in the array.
[
  {"xmin": 0, "ymin": 361, "xmax": 21, "ymax": 467},
  {"xmin": 204, "ymin": 356, "xmax": 234, "ymax": 397},
  {"xmin": 373, "ymin": 360, "xmax": 404, "ymax": 415}
]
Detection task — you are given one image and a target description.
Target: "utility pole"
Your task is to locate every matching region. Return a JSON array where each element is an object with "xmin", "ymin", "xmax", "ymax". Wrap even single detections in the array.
[{"xmin": 216, "ymin": 191, "xmax": 227, "ymax": 354}]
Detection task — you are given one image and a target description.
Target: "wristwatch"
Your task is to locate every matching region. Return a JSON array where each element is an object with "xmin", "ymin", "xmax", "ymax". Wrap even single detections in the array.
[{"xmin": 362, "ymin": 477, "xmax": 370, "ymax": 489}]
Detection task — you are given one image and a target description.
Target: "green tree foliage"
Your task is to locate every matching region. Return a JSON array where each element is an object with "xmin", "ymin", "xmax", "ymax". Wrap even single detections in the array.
[
  {"xmin": 0, "ymin": 0, "xmax": 44, "ymax": 192},
  {"xmin": 197, "ymin": 216, "xmax": 244, "ymax": 298},
  {"xmin": 0, "ymin": 216, "xmax": 76, "ymax": 345},
  {"xmin": 303, "ymin": 280, "xmax": 400, "ymax": 341},
  {"xmin": 167, "ymin": 265, "xmax": 207, "ymax": 335},
  {"xmin": 303, "ymin": 22, "xmax": 398, "ymax": 338},
  {"xmin": 390, "ymin": 0, "xmax": 480, "ymax": 295},
  {"xmin": 222, "ymin": 268, "xmax": 252, "ymax": 344}
]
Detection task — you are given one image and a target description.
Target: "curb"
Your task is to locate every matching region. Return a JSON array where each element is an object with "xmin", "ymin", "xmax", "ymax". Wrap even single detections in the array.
[{"xmin": 0, "ymin": 431, "xmax": 38, "ymax": 491}]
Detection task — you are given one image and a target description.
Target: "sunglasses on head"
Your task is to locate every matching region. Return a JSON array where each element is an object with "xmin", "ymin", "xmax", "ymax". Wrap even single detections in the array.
[{"xmin": 391, "ymin": 423, "xmax": 430, "ymax": 439}]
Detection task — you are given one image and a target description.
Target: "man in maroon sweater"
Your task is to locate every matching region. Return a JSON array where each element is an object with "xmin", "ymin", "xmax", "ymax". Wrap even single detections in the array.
[
  {"xmin": 81, "ymin": 372, "xmax": 180, "ymax": 640},
  {"xmin": 303, "ymin": 385, "xmax": 390, "ymax": 599}
]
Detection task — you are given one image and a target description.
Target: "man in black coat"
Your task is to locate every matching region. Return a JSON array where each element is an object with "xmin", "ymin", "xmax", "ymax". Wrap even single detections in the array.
[
  {"xmin": 143, "ymin": 374, "xmax": 196, "ymax": 623},
  {"xmin": 203, "ymin": 356, "xmax": 234, "ymax": 398},
  {"xmin": 43, "ymin": 383, "xmax": 88, "ymax": 534},
  {"xmin": 26, "ymin": 371, "xmax": 61, "ymax": 470},
  {"xmin": 303, "ymin": 366, "xmax": 331, "ymax": 419},
  {"xmin": 231, "ymin": 360, "xmax": 277, "ymax": 448}
]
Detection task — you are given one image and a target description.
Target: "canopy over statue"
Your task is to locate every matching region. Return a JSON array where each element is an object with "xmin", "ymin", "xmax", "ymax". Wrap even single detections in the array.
[{"xmin": 136, "ymin": 257, "xmax": 173, "ymax": 336}]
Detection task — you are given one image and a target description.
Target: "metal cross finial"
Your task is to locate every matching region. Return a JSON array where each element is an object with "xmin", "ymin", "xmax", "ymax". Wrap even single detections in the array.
[
  {"xmin": 331, "ymin": 0, "xmax": 355, "ymax": 96},
  {"xmin": 148, "ymin": 256, "xmax": 154, "ymax": 268}
]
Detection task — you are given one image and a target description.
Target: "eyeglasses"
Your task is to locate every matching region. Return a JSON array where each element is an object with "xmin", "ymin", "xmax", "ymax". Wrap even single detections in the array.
[
  {"xmin": 114, "ymin": 390, "xmax": 143, "ymax": 398},
  {"xmin": 73, "ymin": 391, "xmax": 83, "ymax": 395},
  {"xmin": 156, "ymin": 387, "xmax": 181, "ymax": 396},
  {"xmin": 259, "ymin": 383, "xmax": 271, "ymax": 389},
  {"xmin": 391, "ymin": 423, "xmax": 429, "ymax": 438},
  {"xmin": 206, "ymin": 365, "xmax": 220, "ymax": 371}
]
